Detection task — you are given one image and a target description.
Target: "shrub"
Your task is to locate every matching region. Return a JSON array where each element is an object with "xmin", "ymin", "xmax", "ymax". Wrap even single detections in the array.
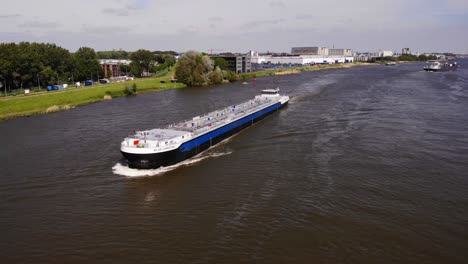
[
  {"xmin": 210, "ymin": 69, "xmax": 223, "ymax": 84},
  {"xmin": 223, "ymin": 70, "xmax": 238, "ymax": 82},
  {"xmin": 175, "ymin": 50, "xmax": 213, "ymax": 86},
  {"xmin": 124, "ymin": 83, "xmax": 137, "ymax": 96}
]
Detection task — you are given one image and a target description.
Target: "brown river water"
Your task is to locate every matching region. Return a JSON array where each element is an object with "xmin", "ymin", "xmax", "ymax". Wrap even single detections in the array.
[{"xmin": 1, "ymin": 61, "xmax": 468, "ymax": 263}]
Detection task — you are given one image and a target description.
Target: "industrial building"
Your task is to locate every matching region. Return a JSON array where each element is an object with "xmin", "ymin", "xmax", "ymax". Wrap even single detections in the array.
[
  {"xmin": 210, "ymin": 55, "xmax": 252, "ymax": 73},
  {"xmin": 252, "ymin": 55, "xmax": 354, "ymax": 65},
  {"xmin": 213, "ymin": 46, "xmax": 355, "ymax": 73},
  {"xmin": 328, "ymin": 48, "xmax": 353, "ymax": 56},
  {"xmin": 291, "ymin": 47, "xmax": 329, "ymax": 56},
  {"xmin": 379, "ymin": 50, "xmax": 394, "ymax": 57},
  {"xmin": 354, "ymin": 53, "xmax": 378, "ymax": 61},
  {"xmin": 99, "ymin": 59, "xmax": 131, "ymax": 78},
  {"xmin": 248, "ymin": 46, "xmax": 355, "ymax": 68}
]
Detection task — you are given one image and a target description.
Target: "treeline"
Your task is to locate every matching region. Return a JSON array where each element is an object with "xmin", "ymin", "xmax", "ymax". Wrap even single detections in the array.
[
  {"xmin": 0, "ymin": 42, "xmax": 176, "ymax": 92},
  {"xmin": 175, "ymin": 51, "xmax": 238, "ymax": 87},
  {"xmin": 126, "ymin": 49, "xmax": 176, "ymax": 76},
  {"xmin": 0, "ymin": 42, "xmax": 103, "ymax": 91},
  {"xmin": 370, "ymin": 54, "xmax": 438, "ymax": 63},
  {"xmin": 96, "ymin": 50, "xmax": 177, "ymax": 60},
  {"xmin": 96, "ymin": 49, "xmax": 177, "ymax": 77}
]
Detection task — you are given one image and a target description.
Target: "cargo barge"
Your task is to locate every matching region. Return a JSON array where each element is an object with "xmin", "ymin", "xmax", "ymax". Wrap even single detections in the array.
[{"xmin": 120, "ymin": 89, "xmax": 289, "ymax": 169}]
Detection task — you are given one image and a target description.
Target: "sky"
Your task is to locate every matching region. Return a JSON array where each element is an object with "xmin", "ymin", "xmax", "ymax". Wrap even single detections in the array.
[{"xmin": 1, "ymin": 0, "xmax": 468, "ymax": 53}]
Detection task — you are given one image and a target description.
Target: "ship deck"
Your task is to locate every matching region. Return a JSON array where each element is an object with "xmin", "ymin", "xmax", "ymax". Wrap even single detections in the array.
[
  {"xmin": 169, "ymin": 96, "xmax": 277, "ymax": 135},
  {"xmin": 130, "ymin": 95, "xmax": 282, "ymax": 141}
]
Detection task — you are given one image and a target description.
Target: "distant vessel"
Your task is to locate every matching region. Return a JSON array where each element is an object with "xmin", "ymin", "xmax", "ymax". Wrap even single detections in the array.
[
  {"xmin": 424, "ymin": 60, "xmax": 458, "ymax": 72},
  {"xmin": 385, "ymin": 62, "xmax": 397, "ymax": 66},
  {"xmin": 121, "ymin": 89, "xmax": 289, "ymax": 169}
]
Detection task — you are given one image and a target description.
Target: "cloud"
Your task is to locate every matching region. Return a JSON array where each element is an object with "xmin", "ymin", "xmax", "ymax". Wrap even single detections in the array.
[
  {"xmin": 446, "ymin": 0, "xmax": 468, "ymax": 10},
  {"xmin": 18, "ymin": 21, "xmax": 59, "ymax": 29},
  {"xmin": 0, "ymin": 14, "xmax": 20, "ymax": 19},
  {"xmin": 128, "ymin": 0, "xmax": 152, "ymax": 9},
  {"xmin": 269, "ymin": 0, "xmax": 286, "ymax": 8},
  {"xmin": 0, "ymin": 0, "xmax": 467, "ymax": 54},
  {"xmin": 102, "ymin": 8, "xmax": 132, "ymax": 17},
  {"xmin": 209, "ymin": 16, "xmax": 224, "ymax": 22},
  {"xmin": 82, "ymin": 24, "xmax": 133, "ymax": 34},
  {"xmin": 177, "ymin": 25, "xmax": 199, "ymax": 34},
  {"xmin": 241, "ymin": 19, "xmax": 285, "ymax": 29},
  {"xmin": 295, "ymin": 14, "xmax": 314, "ymax": 20}
]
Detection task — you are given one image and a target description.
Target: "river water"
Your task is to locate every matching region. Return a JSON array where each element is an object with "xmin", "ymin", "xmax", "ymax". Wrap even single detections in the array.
[{"xmin": 1, "ymin": 61, "xmax": 468, "ymax": 263}]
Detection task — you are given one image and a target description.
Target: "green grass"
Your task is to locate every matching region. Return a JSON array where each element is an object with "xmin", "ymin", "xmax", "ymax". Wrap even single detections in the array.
[
  {"xmin": 0, "ymin": 72, "xmax": 185, "ymax": 120},
  {"xmin": 239, "ymin": 62, "xmax": 372, "ymax": 79}
]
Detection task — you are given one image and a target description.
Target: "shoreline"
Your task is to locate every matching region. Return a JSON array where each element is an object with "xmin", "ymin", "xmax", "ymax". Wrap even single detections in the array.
[
  {"xmin": 0, "ymin": 62, "xmax": 374, "ymax": 121},
  {"xmin": 241, "ymin": 62, "xmax": 374, "ymax": 79},
  {"xmin": 0, "ymin": 77, "xmax": 185, "ymax": 121}
]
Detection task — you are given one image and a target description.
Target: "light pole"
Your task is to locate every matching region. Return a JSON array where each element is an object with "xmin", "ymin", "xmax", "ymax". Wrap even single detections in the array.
[
  {"xmin": 0, "ymin": 75, "xmax": 5, "ymax": 97},
  {"xmin": 37, "ymin": 74, "xmax": 41, "ymax": 90}
]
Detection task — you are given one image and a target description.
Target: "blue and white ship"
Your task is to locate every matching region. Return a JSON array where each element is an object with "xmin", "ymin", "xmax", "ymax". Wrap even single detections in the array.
[
  {"xmin": 424, "ymin": 60, "xmax": 458, "ymax": 72},
  {"xmin": 121, "ymin": 89, "xmax": 289, "ymax": 169}
]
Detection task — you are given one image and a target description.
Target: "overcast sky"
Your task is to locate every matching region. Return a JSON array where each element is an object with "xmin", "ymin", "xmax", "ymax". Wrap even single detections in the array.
[{"xmin": 1, "ymin": 0, "xmax": 467, "ymax": 53}]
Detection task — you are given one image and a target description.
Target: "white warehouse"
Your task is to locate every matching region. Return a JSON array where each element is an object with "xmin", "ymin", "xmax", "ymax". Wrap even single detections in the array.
[{"xmin": 252, "ymin": 55, "xmax": 354, "ymax": 65}]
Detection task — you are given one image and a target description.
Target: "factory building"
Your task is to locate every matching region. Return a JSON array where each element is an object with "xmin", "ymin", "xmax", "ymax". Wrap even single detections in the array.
[
  {"xmin": 328, "ymin": 48, "xmax": 353, "ymax": 56},
  {"xmin": 99, "ymin": 59, "xmax": 131, "ymax": 78},
  {"xmin": 291, "ymin": 47, "xmax": 329, "ymax": 56},
  {"xmin": 252, "ymin": 55, "xmax": 354, "ymax": 66},
  {"xmin": 379, "ymin": 50, "xmax": 394, "ymax": 57},
  {"xmin": 210, "ymin": 55, "xmax": 252, "ymax": 73}
]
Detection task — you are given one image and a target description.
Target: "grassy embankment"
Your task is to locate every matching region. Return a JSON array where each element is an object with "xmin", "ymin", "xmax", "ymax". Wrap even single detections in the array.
[
  {"xmin": 0, "ymin": 68, "xmax": 185, "ymax": 120},
  {"xmin": 240, "ymin": 62, "xmax": 373, "ymax": 79}
]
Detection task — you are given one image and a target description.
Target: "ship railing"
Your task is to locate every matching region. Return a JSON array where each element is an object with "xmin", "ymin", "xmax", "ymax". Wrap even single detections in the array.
[
  {"xmin": 123, "ymin": 141, "xmax": 179, "ymax": 151},
  {"xmin": 166, "ymin": 98, "xmax": 277, "ymax": 135},
  {"xmin": 190, "ymin": 99, "xmax": 278, "ymax": 135}
]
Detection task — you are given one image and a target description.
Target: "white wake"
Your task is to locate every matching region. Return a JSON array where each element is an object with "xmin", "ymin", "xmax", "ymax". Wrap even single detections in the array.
[{"xmin": 112, "ymin": 150, "xmax": 232, "ymax": 178}]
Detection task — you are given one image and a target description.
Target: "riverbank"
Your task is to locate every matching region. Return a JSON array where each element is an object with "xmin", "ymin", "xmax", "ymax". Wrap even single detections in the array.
[
  {"xmin": 241, "ymin": 62, "xmax": 373, "ymax": 79},
  {"xmin": 0, "ymin": 62, "xmax": 373, "ymax": 121},
  {"xmin": 0, "ymin": 75, "xmax": 185, "ymax": 120}
]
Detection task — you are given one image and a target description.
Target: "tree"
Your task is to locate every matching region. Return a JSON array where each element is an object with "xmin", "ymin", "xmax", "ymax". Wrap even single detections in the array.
[
  {"xmin": 0, "ymin": 42, "xmax": 73, "ymax": 90},
  {"xmin": 128, "ymin": 62, "xmax": 143, "ymax": 77},
  {"xmin": 97, "ymin": 50, "xmax": 130, "ymax": 59},
  {"xmin": 155, "ymin": 53, "xmax": 175, "ymax": 66},
  {"xmin": 398, "ymin": 54, "xmax": 419, "ymax": 61},
  {"xmin": 39, "ymin": 66, "xmax": 58, "ymax": 86},
  {"xmin": 162, "ymin": 54, "xmax": 176, "ymax": 67},
  {"xmin": 130, "ymin": 49, "xmax": 155, "ymax": 76},
  {"xmin": 212, "ymin": 57, "xmax": 228, "ymax": 70},
  {"xmin": 175, "ymin": 51, "xmax": 214, "ymax": 87},
  {"xmin": 0, "ymin": 43, "xmax": 19, "ymax": 91},
  {"xmin": 72, "ymin": 47, "xmax": 101, "ymax": 81},
  {"xmin": 210, "ymin": 68, "xmax": 223, "ymax": 84},
  {"xmin": 223, "ymin": 70, "xmax": 238, "ymax": 82}
]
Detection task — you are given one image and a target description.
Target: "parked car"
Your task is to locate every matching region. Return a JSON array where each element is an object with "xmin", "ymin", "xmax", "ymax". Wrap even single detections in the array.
[{"xmin": 47, "ymin": 85, "xmax": 64, "ymax": 91}]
